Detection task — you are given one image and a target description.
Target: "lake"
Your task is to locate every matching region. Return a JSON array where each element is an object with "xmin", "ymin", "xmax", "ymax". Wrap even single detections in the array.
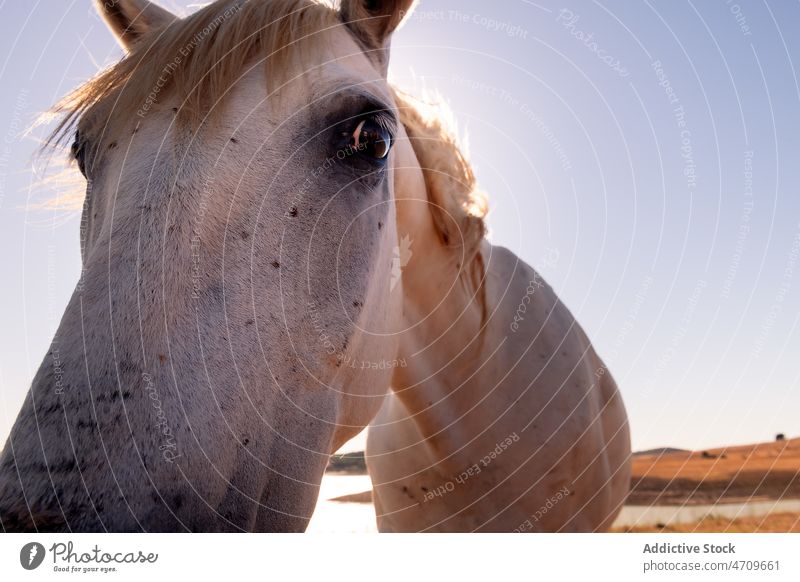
[{"xmin": 308, "ymin": 474, "xmax": 800, "ymax": 532}]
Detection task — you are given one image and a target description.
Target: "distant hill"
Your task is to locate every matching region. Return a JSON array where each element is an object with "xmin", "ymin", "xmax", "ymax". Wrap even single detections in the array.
[
  {"xmin": 633, "ymin": 447, "xmax": 689, "ymax": 457},
  {"xmin": 326, "ymin": 451, "xmax": 367, "ymax": 473}
]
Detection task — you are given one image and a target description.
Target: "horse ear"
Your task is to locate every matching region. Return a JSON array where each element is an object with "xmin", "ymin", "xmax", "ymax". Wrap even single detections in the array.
[
  {"xmin": 340, "ymin": 0, "xmax": 416, "ymax": 71},
  {"xmin": 95, "ymin": 0, "xmax": 178, "ymax": 51}
]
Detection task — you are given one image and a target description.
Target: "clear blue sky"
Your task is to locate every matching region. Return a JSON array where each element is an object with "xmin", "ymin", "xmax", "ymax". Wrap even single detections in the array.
[{"xmin": 0, "ymin": 0, "xmax": 798, "ymax": 452}]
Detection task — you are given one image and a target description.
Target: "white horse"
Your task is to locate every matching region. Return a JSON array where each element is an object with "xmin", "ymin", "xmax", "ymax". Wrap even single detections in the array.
[
  {"xmin": 365, "ymin": 91, "xmax": 632, "ymax": 532},
  {"xmin": 0, "ymin": 0, "xmax": 416, "ymax": 532}
]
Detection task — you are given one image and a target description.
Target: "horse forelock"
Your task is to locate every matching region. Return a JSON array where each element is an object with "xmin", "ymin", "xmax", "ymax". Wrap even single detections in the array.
[{"xmin": 45, "ymin": 0, "xmax": 340, "ymax": 152}]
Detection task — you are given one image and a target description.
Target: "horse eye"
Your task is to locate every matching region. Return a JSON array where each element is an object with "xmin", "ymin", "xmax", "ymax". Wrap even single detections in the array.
[
  {"xmin": 71, "ymin": 133, "xmax": 87, "ymax": 177},
  {"xmin": 350, "ymin": 117, "xmax": 392, "ymax": 159}
]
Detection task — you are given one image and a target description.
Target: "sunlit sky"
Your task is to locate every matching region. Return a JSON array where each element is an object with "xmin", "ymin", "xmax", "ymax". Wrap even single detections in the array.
[{"xmin": 1, "ymin": 0, "xmax": 798, "ymax": 453}]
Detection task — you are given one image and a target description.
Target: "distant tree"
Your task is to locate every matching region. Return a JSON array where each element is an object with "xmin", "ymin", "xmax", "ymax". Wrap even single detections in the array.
[{"xmin": 776, "ymin": 433, "xmax": 786, "ymax": 441}]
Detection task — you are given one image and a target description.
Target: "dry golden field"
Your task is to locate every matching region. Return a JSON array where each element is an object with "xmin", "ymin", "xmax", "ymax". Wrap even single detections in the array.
[
  {"xmin": 616, "ymin": 512, "xmax": 800, "ymax": 533},
  {"xmin": 629, "ymin": 438, "xmax": 800, "ymax": 505}
]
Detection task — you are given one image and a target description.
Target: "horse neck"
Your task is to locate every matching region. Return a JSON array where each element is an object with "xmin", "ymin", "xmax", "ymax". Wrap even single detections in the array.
[{"xmin": 391, "ymin": 138, "xmax": 490, "ymax": 457}]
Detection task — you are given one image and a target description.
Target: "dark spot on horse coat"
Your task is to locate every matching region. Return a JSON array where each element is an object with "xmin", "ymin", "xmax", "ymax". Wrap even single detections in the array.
[
  {"xmin": 242, "ymin": 438, "xmax": 249, "ymax": 446},
  {"xmin": 158, "ymin": 354, "xmax": 167, "ymax": 364},
  {"xmin": 76, "ymin": 419, "xmax": 97, "ymax": 432},
  {"xmin": 400, "ymin": 485, "xmax": 417, "ymax": 502},
  {"xmin": 271, "ymin": 260, "xmax": 280, "ymax": 268},
  {"xmin": 119, "ymin": 360, "xmax": 138, "ymax": 376},
  {"xmin": 240, "ymin": 231, "xmax": 249, "ymax": 240},
  {"xmin": 108, "ymin": 141, "xmax": 117, "ymax": 149},
  {"xmin": 288, "ymin": 206, "xmax": 298, "ymax": 217},
  {"xmin": 230, "ymin": 137, "xmax": 238, "ymax": 144},
  {"xmin": 37, "ymin": 401, "xmax": 62, "ymax": 415},
  {"xmin": 48, "ymin": 458, "xmax": 77, "ymax": 473},
  {"xmin": 204, "ymin": 282, "xmax": 223, "ymax": 302},
  {"xmin": 352, "ymin": 300, "xmax": 362, "ymax": 307},
  {"xmin": 172, "ymin": 107, "xmax": 178, "ymax": 113},
  {"xmin": 96, "ymin": 390, "xmax": 131, "ymax": 403},
  {"xmin": 378, "ymin": 221, "xmax": 382, "ymax": 229},
  {"xmin": 245, "ymin": 319, "xmax": 255, "ymax": 326}
]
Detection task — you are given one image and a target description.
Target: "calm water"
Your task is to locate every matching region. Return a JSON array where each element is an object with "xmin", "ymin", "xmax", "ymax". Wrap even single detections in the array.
[{"xmin": 308, "ymin": 474, "xmax": 800, "ymax": 532}]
